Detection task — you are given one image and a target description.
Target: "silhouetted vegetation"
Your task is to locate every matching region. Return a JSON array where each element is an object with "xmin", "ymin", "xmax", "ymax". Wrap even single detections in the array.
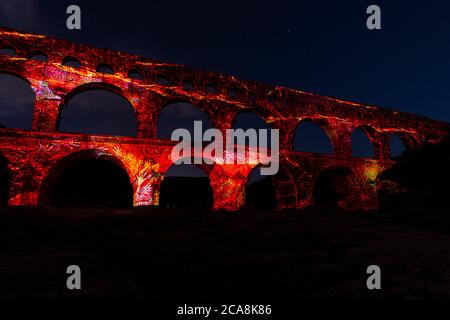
[{"xmin": 378, "ymin": 134, "xmax": 450, "ymax": 210}]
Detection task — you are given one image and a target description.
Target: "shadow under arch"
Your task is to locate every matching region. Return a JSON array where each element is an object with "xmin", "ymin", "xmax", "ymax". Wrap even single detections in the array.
[
  {"xmin": 159, "ymin": 160, "xmax": 213, "ymax": 209},
  {"xmin": 0, "ymin": 70, "xmax": 36, "ymax": 129},
  {"xmin": 39, "ymin": 149, "xmax": 134, "ymax": 207},
  {"xmin": 57, "ymin": 82, "xmax": 137, "ymax": 136},
  {"xmin": 245, "ymin": 164, "xmax": 277, "ymax": 210},
  {"xmin": 0, "ymin": 153, "xmax": 11, "ymax": 206},
  {"xmin": 292, "ymin": 118, "xmax": 334, "ymax": 154},
  {"xmin": 313, "ymin": 165, "xmax": 356, "ymax": 208}
]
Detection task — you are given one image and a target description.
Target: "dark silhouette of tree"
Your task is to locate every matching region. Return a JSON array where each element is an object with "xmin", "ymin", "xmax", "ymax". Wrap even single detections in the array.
[{"xmin": 378, "ymin": 133, "xmax": 450, "ymax": 210}]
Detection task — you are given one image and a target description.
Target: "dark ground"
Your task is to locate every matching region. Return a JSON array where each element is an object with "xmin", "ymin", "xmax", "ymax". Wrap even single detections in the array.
[{"xmin": 0, "ymin": 206, "xmax": 449, "ymax": 301}]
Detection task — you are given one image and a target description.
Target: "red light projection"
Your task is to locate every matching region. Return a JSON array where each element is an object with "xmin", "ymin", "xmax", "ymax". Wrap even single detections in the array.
[{"xmin": 0, "ymin": 27, "xmax": 448, "ymax": 210}]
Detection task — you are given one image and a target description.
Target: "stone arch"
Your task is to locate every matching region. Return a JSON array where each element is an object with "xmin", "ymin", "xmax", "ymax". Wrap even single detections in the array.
[
  {"xmin": 156, "ymin": 98, "xmax": 214, "ymax": 140},
  {"xmin": 39, "ymin": 149, "xmax": 134, "ymax": 207},
  {"xmin": 0, "ymin": 71, "xmax": 36, "ymax": 129},
  {"xmin": 62, "ymin": 56, "xmax": 82, "ymax": 68},
  {"xmin": 28, "ymin": 50, "xmax": 49, "ymax": 62},
  {"xmin": 231, "ymin": 109, "xmax": 273, "ymax": 148},
  {"xmin": 128, "ymin": 68, "xmax": 143, "ymax": 80},
  {"xmin": 227, "ymin": 83, "xmax": 248, "ymax": 100},
  {"xmin": 156, "ymin": 75, "xmax": 172, "ymax": 86},
  {"xmin": 0, "ymin": 44, "xmax": 17, "ymax": 56},
  {"xmin": 312, "ymin": 165, "xmax": 357, "ymax": 208},
  {"xmin": 272, "ymin": 163, "xmax": 298, "ymax": 209},
  {"xmin": 159, "ymin": 162, "xmax": 213, "ymax": 209},
  {"xmin": 232, "ymin": 107, "xmax": 273, "ymax": 126},
  {"xmin": 57, "ymin": 82, "xmax": 138, "ymax": 136},
  {"xmin": 352, "ymin": 125, "xmax": 376, "ymax": 158},
  {"xmin": 163, "ymin": 155, "xmax": 215, "ymax": 177},
  {"xmin": 389, "ymin": 133, "xmax": 407, "ymax": 158},
  {"xmin": 292, "ymin": 118, "xmax": 334, "ymax": 154},
  {"xmin": 96, "ymin": 63, "xmax": 114, "ymax": 74},
  {"xmin": 395, "ymin": 132, "xmax": 420, "ymax": 151},
  {"xmin": 63, "ymin": 82, "xmax": 127, "ymax": 103}
]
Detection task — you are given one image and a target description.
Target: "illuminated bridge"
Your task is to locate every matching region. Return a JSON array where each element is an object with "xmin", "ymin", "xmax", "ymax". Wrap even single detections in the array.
[{"xmin": 0, "ymin": 27, "xmax": 448, "ymax": 210}]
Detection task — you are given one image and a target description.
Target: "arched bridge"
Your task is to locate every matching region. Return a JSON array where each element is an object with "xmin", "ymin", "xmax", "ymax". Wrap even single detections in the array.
[{"xmin": 0, "ymin": 27, "xmax": 448, "ymax": 210}]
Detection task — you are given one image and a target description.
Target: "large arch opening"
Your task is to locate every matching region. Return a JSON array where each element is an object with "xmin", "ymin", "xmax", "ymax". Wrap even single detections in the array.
[
  {"xmin": 41, "ymin": 151, "xmax": 133, "ymax": 207},
  {"xmin": 232, "ymin": 111, "xmax": 272, "ymax": 148},
  {"xmin": 58, "ymin": 87, "xmax": 137, "ymax": 136},
  {"xmin": 62, "ymin": 56, "xmax": 82, "ymax": 68},
  {"xmin": 159, "ymin": 163, "xmax": 213, "ymax": 209},
  {"xmin": 157, "ymin": 101, "xmax": 213, "ymax": 141},
  {"xmin": 352, "ymin": 127, "xmax": 374, "ymax": 158},
  {"xmin": 313, "ymin": 167, "xmax": 355, "ymax": 208},
  {"xmin": 0, "ymin": 153, "xmax": 11, "ymax": 206},
  {"xmin": 0, "ymin": 73, "xmax": 35, "ymax": 129},
  {"xmin": 389, "ymin": 133, "xmax": 406, "ymax": 159},
  {"xmin": 245, "ymin": 165, "xmax": 277, "ymax": 210},
  {"xmin": 292, "ymin": 120, "xmax": 333, "ymax": 154}
]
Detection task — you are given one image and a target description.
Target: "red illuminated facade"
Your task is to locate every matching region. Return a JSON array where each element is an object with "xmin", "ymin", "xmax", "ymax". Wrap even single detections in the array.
[{"xmin": 0, "ymin": 27, "xmax": 448, "ymax": 210}]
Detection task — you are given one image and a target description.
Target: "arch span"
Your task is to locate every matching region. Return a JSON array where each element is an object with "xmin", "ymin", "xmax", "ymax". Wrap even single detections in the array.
[
  {"xmin": 313, "ymin": 166, "xmax": 356, "ymax": 208},
  {"xmin": 352, "ymin": 126, "xmax": 375, "ymax": 158},
  {"xmin": 58, "ymin": 83, "xmax": 137, "ymax": 136},
  {"xmin": 389, "ymin": 133, "xmax": 407, "ymax": 158},
  {"xmin": 0, "ymin": 72, "xmax": 35, "ymax": 129},
  {"xmin": 157, "ymin": 100, "xmax": 214, "ymax": 140},
  {"xmin": 159, "ymin": 163, "xmax": 213, "ymax": 209},
  {"xmin": 39, "ymin": 150, "xmax": 134, "ymax": 207},
  {"xmin": 232, "ymin": 110, "xmax": 273, "ymax": 148},
  {"xmin": 292, "ymin": 119, "xmax": 333, "ymax": 154}
]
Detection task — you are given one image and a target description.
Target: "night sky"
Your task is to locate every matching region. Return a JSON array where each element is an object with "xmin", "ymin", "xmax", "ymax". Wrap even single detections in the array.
[
  {"xmin": 0, "ymin": 0, "xmax": 448, "ymax": 157},
  {"xmin": 1, "ymin": 0, "xmax": 450, "ymax": 120}
]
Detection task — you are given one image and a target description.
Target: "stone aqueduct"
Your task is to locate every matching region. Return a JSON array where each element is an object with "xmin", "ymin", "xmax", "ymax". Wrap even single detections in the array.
[{"xmin": 0, "ymin": 27, "xmax": 448, "ymax": 210}]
